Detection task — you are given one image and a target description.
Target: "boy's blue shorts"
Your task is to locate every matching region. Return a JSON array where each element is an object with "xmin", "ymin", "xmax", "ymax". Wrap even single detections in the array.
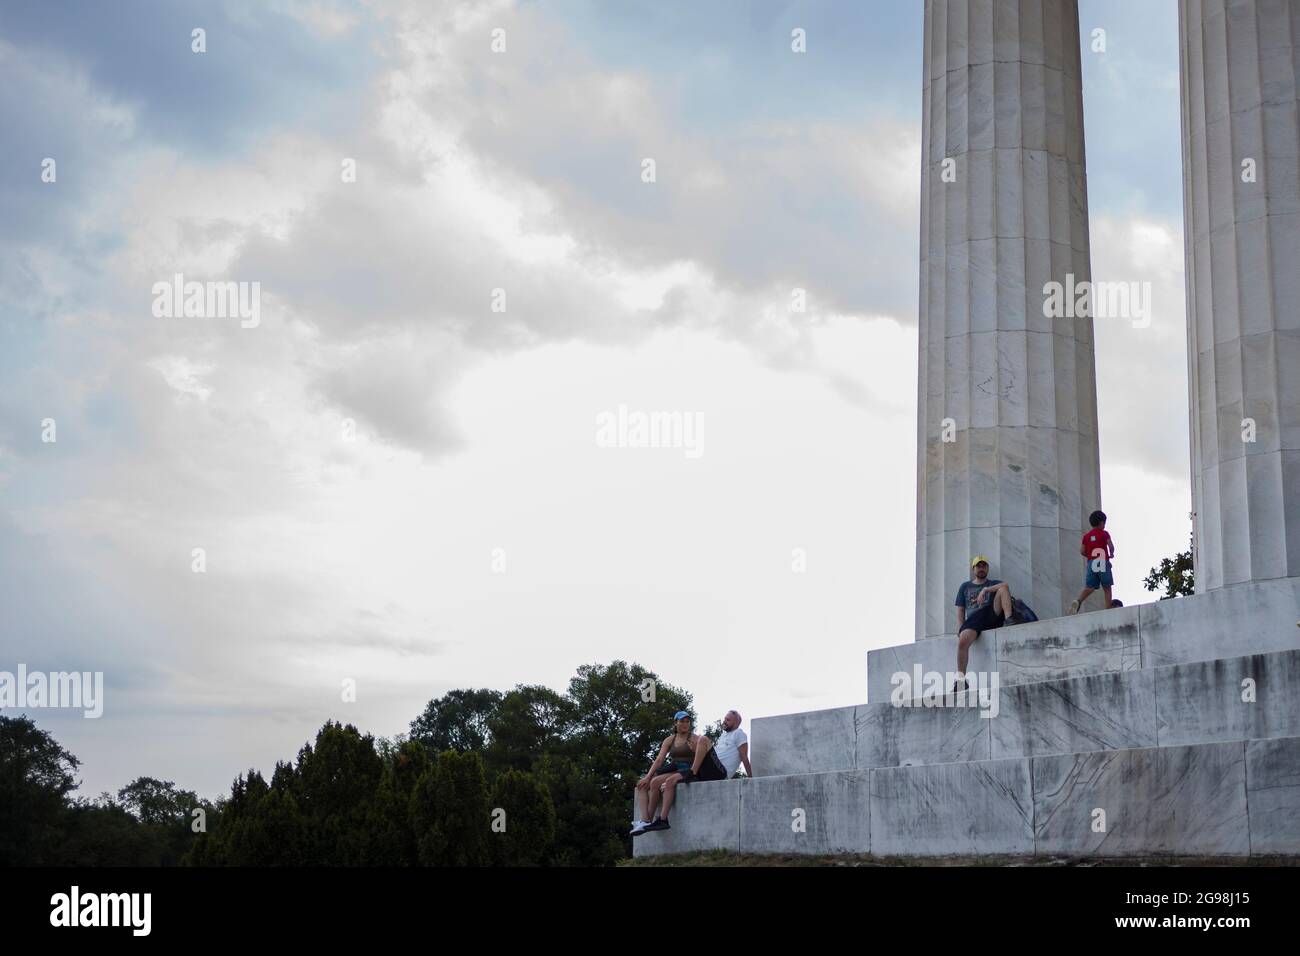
[{"xmin": 1085, "ymin": 561, "xmax": 1113, "ymax": 589}]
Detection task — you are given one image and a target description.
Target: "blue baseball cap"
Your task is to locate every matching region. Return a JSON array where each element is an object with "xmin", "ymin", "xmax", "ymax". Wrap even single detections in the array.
[{"xmin": 673, "ymin": 710, "xmax": 690, "ymax": 720}]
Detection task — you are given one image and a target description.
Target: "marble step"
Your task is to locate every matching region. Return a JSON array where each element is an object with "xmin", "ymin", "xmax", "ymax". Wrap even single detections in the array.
[
  {"xmin": 632, "ymin": 734, "xmax": 1300, "ymax": 859},
  {"xmin": 866, "ymin": 576, "xmax": 1300, "ymax": 703},
  {"xmin": 751, "ymin": 647, "xmax": 1300, "ymax": 777}
]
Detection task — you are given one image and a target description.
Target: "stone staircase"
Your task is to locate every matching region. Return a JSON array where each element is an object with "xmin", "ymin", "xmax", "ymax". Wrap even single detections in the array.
[{"xmin": 633, "ymin": 577, "xmax": 1300, "ymax": 859}]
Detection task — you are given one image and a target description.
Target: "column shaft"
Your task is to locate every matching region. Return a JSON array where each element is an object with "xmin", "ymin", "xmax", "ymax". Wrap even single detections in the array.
[
  {"xmin": 916, "ymin": 0, "xmax": 1102, "ymax": 640},
  {"xmin": 1179, "ymin": 0, "xmax": 1300, "ymax": 591}
]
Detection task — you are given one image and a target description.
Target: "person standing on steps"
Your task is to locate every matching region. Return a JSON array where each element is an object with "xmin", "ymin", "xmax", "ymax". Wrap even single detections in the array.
[
  {"xmin": 953, "ymin": 556, "xmax": 1014, "ymax": 692},
  {"xmin": 1070, "ymin": 510, "xmax": 1115, "ymax": 614}
]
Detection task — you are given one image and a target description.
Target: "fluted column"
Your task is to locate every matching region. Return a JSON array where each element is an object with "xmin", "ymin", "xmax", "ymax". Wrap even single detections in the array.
[
  {"xmin": 1179, "ymin": 0, "xmax": 1300, "ymax": 592},
  {"xmin": 916, "ymin": 0, "xmax": 1102, "ymax": 640}
]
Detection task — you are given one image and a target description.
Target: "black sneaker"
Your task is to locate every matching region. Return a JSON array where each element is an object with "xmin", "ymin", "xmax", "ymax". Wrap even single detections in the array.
[
  {"xmin": 952, "ymin": 679, "xmax": 969, "ymax": 695},
  {"xmin": 644, "ymin": 818, "xmax": 670, "ymax": 832}
]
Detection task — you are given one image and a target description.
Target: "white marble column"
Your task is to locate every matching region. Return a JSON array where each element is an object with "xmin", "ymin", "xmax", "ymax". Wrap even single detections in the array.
[
  {"xmin": 916, "ymin": 0, "xmax": 1102, "ymax": 640},
  {"xmin": 1179, "ymin": 0, "xmax": 1300, "ymax": 592}
]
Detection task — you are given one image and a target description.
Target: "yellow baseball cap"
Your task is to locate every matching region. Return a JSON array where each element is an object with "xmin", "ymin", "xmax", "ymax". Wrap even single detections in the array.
[{"xmin": 971, "ymin": 555, "xmax": 991, "ymax": 568}]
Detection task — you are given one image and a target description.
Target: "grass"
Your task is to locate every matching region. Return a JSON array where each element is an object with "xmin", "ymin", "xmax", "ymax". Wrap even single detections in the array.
[{"xmin": 621, "ymin": 849, "xmax": 1300, "ymax": 867}]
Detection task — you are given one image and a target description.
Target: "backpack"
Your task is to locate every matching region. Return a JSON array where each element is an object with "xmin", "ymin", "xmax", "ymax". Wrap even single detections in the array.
[{"xmin": 1008, "ymin": 597, "xmax": 1039, "ymax": 624}]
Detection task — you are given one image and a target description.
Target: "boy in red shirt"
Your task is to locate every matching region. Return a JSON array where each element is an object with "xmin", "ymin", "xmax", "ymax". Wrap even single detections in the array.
[{"xmin": 1069, "ymin": 510, "xmax": 1114, "ymax": 613}]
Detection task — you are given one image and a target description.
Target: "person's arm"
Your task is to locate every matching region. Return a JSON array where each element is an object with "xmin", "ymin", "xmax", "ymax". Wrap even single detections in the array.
[
  {"xmin": 955, "ymin": 586, "xmax": 967, "ymax": 631},
  {"xmin": 978, "ymin": 582, "xmax": 1011, "ymax": 604},
  {"xmin": 642, "ymin": 738, "xmax": 669, "ymax": 784},
  {"xmin": 1108, "ymin": 535, "xmax": 1115, "ymax": 558},
  {"xmin": 738, "ymin": 742, "xmax": 751, "ymax": 778}
]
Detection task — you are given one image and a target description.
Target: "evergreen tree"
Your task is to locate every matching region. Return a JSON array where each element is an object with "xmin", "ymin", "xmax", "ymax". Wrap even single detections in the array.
[
  {"xmin": 411, "ymin": 751, "xmax": 490, "ymax": 866},
  {"xmin": 489, "ymin": 769, "xmax": 556, "ymax": 866}
]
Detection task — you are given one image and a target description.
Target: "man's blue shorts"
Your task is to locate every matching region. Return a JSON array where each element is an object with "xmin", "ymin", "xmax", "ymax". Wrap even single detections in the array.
[{"xmin": 1085, "ymin": 561, "xmax": 1114, "ymax": 589}]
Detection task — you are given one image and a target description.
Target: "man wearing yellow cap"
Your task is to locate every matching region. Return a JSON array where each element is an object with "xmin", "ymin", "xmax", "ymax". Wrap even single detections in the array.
[{"xmin": 953, "ymin": 556, "xmax": 1014, "ymax": 691}]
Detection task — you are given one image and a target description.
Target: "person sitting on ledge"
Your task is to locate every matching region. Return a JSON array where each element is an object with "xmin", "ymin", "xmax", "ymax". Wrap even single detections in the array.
[
  {"xmin": 631, "ymin": 710, "xmax": 749, "ymax": 836},
  {"xmin": 953, "ymin": 556, "xmax": 1014, "ymax": 693}
]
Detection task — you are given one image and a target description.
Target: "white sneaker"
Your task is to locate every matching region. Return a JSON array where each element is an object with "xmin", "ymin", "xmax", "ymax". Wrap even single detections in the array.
[{"xmin": 1069, "ymin": 600, "xmax": 1080, "ymax": 615}]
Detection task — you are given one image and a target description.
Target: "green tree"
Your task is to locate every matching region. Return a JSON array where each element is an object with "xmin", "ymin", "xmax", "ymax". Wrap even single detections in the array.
[
  {"xmin": 293, "ymin": 721, "xmax": 385, "ymax": 864},
  {"xmin": 409, "ymin": 688, "xmax": 503, "ymax": 754},
  {"xmin": 489, "ymin": 769, "xmax": 556, "ymax": 866},
  {"xmin": 361, "ymin": 739, "xmax": 428, "ymax": 865},
  {"xmin": 533, "ymin": 753, "xmax": 624, "ymax": 866},
  {"xmin": 116, "ymin": 776, "xmax": 203, "ymax": 865},
  {"xmin": 412, "ymin": 750, "xmax": 491, "ymax": 866},
  {"xmin": 59, "ymin": 795, "xmax": 158, "ymax": 865},
  {"xmin": 485, "ymin": 685, "xmax": 572, "ymax": 775},
  {"xmin": 244, "ymin": 788, "xmax": 308, "ymax": 866},
  {"xmin": 0, "ymin": 715, "xmax": 80, "ymax": 865},
  {"xmin": 1144, "ymin": 542, "xmax": 1194, "ymax": 598},
  {"xmin": 214, "ymin": 769, "xmax": 270, "ymax": 865}
]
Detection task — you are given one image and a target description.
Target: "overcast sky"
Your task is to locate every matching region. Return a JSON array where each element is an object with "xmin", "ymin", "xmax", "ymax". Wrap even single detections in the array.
[{"xmin": 1, "ymin": 0, "xmax": 1191, "ymax": 800}]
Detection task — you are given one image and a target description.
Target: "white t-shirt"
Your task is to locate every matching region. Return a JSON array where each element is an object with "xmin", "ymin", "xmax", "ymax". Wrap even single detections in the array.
[{"xmin": 713, "ymin": 728, "xmax": 748, "ymax": 776}]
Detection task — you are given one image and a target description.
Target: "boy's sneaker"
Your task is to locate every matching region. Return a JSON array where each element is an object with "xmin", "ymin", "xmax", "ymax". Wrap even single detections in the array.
[
  {"xmin": 643, "ymin": 819, "xmax": 670, "ymax": 832},
  {"xmin": 1068, "ymin": 600, "xmax": 1080, "ymax": 615}
]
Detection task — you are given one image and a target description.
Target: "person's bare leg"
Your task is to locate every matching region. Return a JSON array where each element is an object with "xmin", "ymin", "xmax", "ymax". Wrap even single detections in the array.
[
  {"xmin": 1103, "ymin": 584, "xmax": 1113, "ymax": 607},
  {"xmin": 688, "ymin": 736, "xmax": 714, "ymax": 774},
  {"xmin": 659, "ymin": 777, "xmax": 680, "ymax": 820},
  {"xmin": 997, "ymin": 588, "xmax": 1012, "ymax": 618},
  {"xmin": 634, "ymin": 777, "xmax": 652, "ymax": 821},
  {"xmin": 646, "ymin": 774, "xmax": 671, "ymax": 821},
  {"xmin": 957, "ymin": 628, "xmax": 978, "ymax": 675},
  {"xmin": 1075, "ymin": 586, "xmax": 1094, "ymax": 608}
]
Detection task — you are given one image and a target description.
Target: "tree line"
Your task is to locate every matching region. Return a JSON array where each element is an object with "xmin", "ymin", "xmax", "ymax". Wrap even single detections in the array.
[{"xmin": 1, "ymin": 661, "xmax": 702, "ymax": 866}]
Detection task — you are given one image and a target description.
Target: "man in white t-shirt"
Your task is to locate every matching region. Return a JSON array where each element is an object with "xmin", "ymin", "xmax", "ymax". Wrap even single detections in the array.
[{"xmin": 698, "ymin": 710, "xmax": 750, "ymax": 782}]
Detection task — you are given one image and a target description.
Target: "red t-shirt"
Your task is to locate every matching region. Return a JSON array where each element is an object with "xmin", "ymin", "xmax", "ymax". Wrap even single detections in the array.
[{"xmin": 1082, "ymin": 528, "xmax": 1113, "ymax": 561}]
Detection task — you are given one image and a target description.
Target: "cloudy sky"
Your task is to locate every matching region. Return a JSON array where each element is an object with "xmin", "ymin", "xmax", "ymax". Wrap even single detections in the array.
[{"xmin": 1, "ymin": 0, "xmax": 1191, "ymax": 800}]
